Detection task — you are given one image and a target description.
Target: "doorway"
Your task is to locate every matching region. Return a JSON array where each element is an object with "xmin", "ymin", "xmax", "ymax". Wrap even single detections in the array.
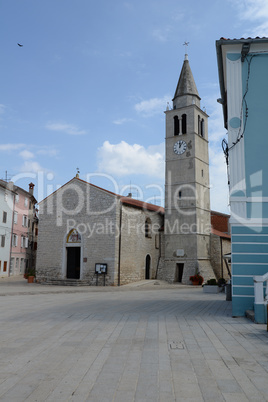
[
  {"xmin": 66, "ymin": 247, "xmax": 81, "ymax": 279},
  {"xmin": 176, "ymin": 263, "xmax": 184, "ymax": 283},
  {"xmin": 145, "ymin": 255, "xmax": 151, "ymax": 279}
]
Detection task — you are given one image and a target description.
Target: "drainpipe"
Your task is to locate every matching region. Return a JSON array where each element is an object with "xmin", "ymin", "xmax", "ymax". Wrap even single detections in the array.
[
  {"xmin": 220, "ymin": 237, "xmax": 223, "ymax": 278},
  {"xmin": 8, "ymin": 192, "xmax": 15, "ymax": 277},
  {"xmin": 155, "ymin": 231, "xmax": 161, "ymax": 279},
  {"xmin": 117, "ymin": 202, "xmax": 122, "ymax": 286}
]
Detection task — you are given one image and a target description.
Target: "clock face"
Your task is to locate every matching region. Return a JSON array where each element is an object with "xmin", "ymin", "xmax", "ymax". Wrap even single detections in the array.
[{"xmin": 173, "ymin": 140, "xmax": 187, "ymax": 155}]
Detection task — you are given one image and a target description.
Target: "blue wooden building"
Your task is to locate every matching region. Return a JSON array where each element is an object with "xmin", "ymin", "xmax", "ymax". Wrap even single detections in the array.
[{"xmin": 216, "ymin": 37, "xmax": 268, "ymax": 323}]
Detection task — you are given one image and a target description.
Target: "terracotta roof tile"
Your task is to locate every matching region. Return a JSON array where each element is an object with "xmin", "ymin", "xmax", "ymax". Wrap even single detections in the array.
[
  {"xmin": 120, "ymin": 196, "xmax": 164, "ymax": 214},
  {"xmin": 211, "ymin": 228, "xmax": 231, "ymax": 239}
]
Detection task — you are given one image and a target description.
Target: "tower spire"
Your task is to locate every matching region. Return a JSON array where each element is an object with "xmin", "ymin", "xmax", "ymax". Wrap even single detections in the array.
[{"xmin": 173, "ymin": 47, "xmax": 200, "ymax": 109}]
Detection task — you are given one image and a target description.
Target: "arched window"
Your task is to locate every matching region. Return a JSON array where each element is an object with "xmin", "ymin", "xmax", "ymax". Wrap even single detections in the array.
[
  {"xmin": 182, "ymin": 114, "xmax": 187, "ymax": 134},
  {"xmin": 198, "ymin": 115, "xmax": 201, "ymax": 135},
  {"xmin": 200, "ymin": 119, "xmax": 204, "ymax": 137},
  {"xmin": 145, "ymin": 218, "xmax": 152, "ymax": 238},
  {"xmin": 174, "ymin": 116, "xmax": 179, "ymax": 136}
]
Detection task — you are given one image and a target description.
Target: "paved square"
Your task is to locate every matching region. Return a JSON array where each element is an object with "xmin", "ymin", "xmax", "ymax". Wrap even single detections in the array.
[{"xmin": 0, "ymin": 279, "xmax": 267, "ymax": 401}]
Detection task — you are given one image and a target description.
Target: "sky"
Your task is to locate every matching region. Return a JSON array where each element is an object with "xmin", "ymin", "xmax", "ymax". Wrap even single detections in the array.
[{"xmin": 1, "ymin": 0, "xmax": 268, "ymax": 213}]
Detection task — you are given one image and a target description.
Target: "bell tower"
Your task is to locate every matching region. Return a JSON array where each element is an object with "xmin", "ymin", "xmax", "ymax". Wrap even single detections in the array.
[{"xmin": 162, "ymin": 52, "xmax": 213, "ymax": 283}]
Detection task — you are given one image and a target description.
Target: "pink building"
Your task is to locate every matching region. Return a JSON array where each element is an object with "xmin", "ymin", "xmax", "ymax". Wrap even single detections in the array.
[{"xmin": 10, "ymin": 183, "xmax": 38, "ymax": 276}]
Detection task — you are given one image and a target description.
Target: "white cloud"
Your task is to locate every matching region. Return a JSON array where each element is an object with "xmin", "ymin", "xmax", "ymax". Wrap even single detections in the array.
[
  {"xmin": 37, "ymin": 147, "xmax": 58, "ymax": 157},
  {"xmin": 0, "ymin": 143, "xmax": 25, "ymax": 152},
  {"xmin": 134, "ymin": 95, "xmax": 171, "ymax": 116},
  {"xmin": 209, "ymin": 147, "xmax": 230, "ymax": 214},
  {"xmin": 113, "ymin": 118, "xmax": 133, "ymax": 125},
  {"xmin": 231, "ymin": 0, "xmax": 268, "ymax": 36},
  {"xmin": 46, "ymin": 122, "xmax": 87, "ymax": 135},
  {"xmin": 204, "ymin": 92, "xmax": 230, "ymax": 213},
  {"xmin": 20, "ymin": 161, "xmax": 44, "ymax": 173},
  {"xmin": 97, "ymin": 140, "xmax": 165, "ymax": 178},
  {"xmin": 19, "ymin": 150, "xmax": 34, "ymax": 160}
]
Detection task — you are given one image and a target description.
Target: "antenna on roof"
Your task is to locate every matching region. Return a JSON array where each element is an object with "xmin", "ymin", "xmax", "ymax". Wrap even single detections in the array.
[{"xmin": 3, "ymin": 170, "xmax": 11, "ymax": 182}]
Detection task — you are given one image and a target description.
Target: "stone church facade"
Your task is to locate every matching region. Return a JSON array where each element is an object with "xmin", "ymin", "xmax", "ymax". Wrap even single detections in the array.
[
  {"xmin": 36, "ymin": 54, "xmax": 231, "ymax": 285},
  {"xmin": 36, "ymin": 178, "xmax": 164, "ymax": 286}
]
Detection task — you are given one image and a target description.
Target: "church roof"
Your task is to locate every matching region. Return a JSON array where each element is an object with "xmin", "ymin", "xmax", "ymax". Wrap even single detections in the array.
[
  {"xmin": 173, "ymin": 55, "xmax": 200, "ymax": 101},
  {"xmin": 39, "ymin": 177, "xmax": 164, "ymax": 215},
  {"xmin": 120, "ymin": 196, "xmax": 164, "ymax": 214}
]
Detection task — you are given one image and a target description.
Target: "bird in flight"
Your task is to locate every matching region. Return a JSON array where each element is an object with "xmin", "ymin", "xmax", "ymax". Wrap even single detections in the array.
[{"xmin": 17, "ymin": 43, "xmax": 23, "ymax": 47}]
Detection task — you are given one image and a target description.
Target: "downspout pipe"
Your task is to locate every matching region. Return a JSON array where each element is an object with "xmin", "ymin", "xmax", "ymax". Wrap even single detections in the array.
[
  {"xmin": 117, "ymin": 202, "xmax": 122, "ymax": 286},
  {"xmin": 9, "ymin": 192, "xmax": 15, "ymax": 277}
]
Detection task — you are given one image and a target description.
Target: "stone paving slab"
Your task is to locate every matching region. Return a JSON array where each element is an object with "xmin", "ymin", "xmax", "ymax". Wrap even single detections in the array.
[{"xmin": 0, "ymin": 276, "xmax": 267, "ymax": 401}]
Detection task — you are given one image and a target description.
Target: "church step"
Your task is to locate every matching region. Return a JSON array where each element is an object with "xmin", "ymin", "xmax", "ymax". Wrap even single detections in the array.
[{"xmin": 41, "ymin": 279, "xmax": 90, "ymax": 286}]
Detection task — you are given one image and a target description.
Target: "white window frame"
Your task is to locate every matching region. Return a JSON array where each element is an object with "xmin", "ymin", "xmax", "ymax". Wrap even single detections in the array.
[
  {"xmin": 1, "ymin": 235, "xmax": 5, "ymax": 248},
  {"xmin": 2, "ymin": 211, "xmax": 7, "ymax": 223},
  {"xmin": 15, "ymin": 194, "xmax": 19, "ymax": 203},
  {"xmin": 22, "ymin": 215, "xmax": 28, "ymax": 227},
  {"xmin": 14, "ymin": 211, "xmax": 18, "ymax": 224},
  {"xmin": 21, "ymin": 236, "xmax": 28, "ymax": 248},
  {"xmin": 12, "ymin": 234, "xmax": 18, "ymax": 247},
  {"xmin": 24, "ymin": 197, "xmax": 28, "ymax": 207}
]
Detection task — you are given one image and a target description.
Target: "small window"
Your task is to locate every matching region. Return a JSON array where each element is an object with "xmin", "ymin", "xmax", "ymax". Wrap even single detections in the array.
[
  {"xmin": 21, "ymin": 236, "xmax": 28, "ymax": 248},
  {"xmin": 28, "ymin": 219, "xmax": 31, "ymax": 228},
  {"xmin": 182, "ymin": 114, "xmax": 187, "ymax": 134},
  {"xmin": 200, "ymin": 119, "xmax": 204, "ymax": 137},
  {"xmin": 4, "ymin": 193, "xmax": 7, "ymax": 202},
  {"xmin": 1, "ymin": 235, "xmax": 5, "ymax": 248},
  {"xmin": 24, "ymin": 197, "xmax": 28, "ymax": 207},
  {"xmin": 12, "ymin": 234, "xmax": 18, "ymax": 247},
  {"xmin": 14, "ymin": 211, "xmax": 18, "ymax": 224},
  {"xmin": 201, "ymin": 169, "xmax": 204, "ymax": 177},
  {"xmin": 178, "ymin": 191, "xmax": 182, "ymax": 199},
  {"xmin": 3, "ymin": 261, "xmax": 7, "ymax": 272},
  {"xmin": 145, "ymin": 218, "xmax": 152, "ymax": 238},
  {"xmin": 2, "ymin": 211, "xmax": 7, "ymax": 223},
  {"xmin": 174, "ymin": 116, "xmax": 179, "ymax": 136},
  {"xmin": 22, "ymin": 215, "xmax": 28, "ymax": 227},
  {"xmin": 15, "ymin": 194, "xmax": 19, "ymax": 203}
]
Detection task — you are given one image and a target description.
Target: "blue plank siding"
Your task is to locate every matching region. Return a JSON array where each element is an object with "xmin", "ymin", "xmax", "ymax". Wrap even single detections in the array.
[{"xmin": 231, "ymin": 225, "xmax": 268, "ymax": 319}]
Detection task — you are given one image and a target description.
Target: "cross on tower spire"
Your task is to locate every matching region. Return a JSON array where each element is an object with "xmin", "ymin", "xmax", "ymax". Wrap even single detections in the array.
[{"xmin": 183, "ymin": 41, "xmax": 189, "ymax": 60}]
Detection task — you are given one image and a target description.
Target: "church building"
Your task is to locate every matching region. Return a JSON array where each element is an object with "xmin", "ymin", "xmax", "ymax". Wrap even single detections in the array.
[{"xmin": 36, "ymin": 53, "xmax": 230, "ymax": 286}]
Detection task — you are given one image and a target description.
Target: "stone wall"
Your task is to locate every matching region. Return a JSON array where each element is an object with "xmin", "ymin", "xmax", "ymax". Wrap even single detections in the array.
[
  {"xmin": 36, "ymin": 178, "xmax": 164, "ymax": 286},
  {"xmin": 210, "ymin": 234, "xmax": 231, "ymax": 280},
  {"xmin": 36, "ymin": 178, "xmax": 118, "ymax": 285},
  {"xmin": 119, "ymin": 205, "xmax": 163, "ymax": 285}
]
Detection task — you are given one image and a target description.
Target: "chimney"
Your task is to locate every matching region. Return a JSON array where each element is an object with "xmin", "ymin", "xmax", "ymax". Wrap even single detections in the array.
[{"xmin": 29, "ymin": 182, "xmax": 35, "ymax": 195}]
